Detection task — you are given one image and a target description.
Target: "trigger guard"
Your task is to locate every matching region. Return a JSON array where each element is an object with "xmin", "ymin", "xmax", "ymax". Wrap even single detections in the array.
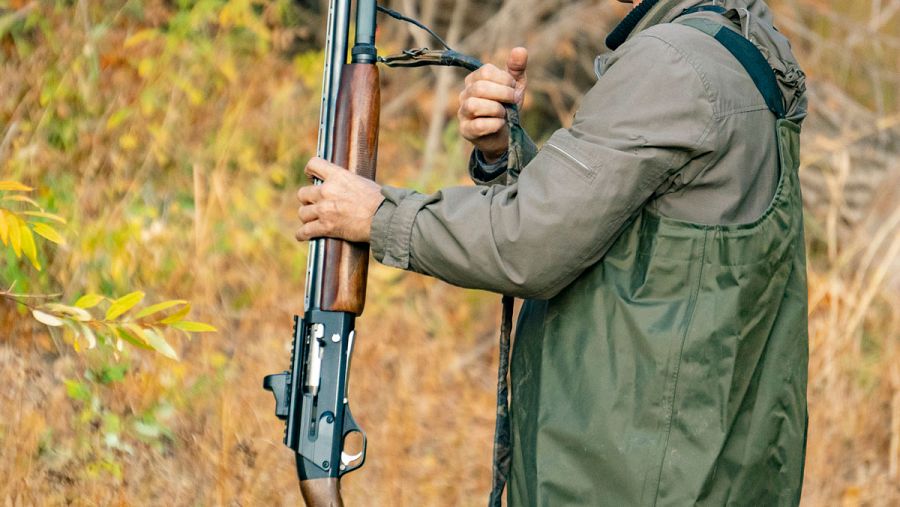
[{"xmin": 339, "ymin": 408, "xmax": 367, "ymax": 475}]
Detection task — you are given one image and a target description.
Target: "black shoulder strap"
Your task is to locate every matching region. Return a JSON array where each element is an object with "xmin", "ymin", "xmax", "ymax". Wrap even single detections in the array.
[
  {"xmin": 677, "ymin": 14, "xmax": 786, "ymax": 119},
  {"xmin": 681, "ymin": 5, "xmax": 728, "ymax": 16}
]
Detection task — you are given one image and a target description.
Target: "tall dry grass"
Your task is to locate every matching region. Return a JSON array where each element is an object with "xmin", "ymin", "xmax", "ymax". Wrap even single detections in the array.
[{"xmin": 0, "ymin": 0, "xmax": 897, "ymax": 506}]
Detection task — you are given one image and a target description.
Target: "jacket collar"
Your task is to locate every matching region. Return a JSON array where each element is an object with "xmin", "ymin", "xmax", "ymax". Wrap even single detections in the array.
[{"xmin": 606, "ymin": 0, "xmax": 710, "ymax": 50}]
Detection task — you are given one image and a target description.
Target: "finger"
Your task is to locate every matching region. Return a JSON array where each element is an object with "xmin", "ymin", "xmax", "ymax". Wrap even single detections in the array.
[
  {"xmin": 507, "ymin": 47, "xmax": 528, "ymax": 106},
  {"xmin": 460, "ymin": 97, "xmax": 506, "ymax": 120},
  {"xmin": 469, "ymin": 80, "xmax": 517, "ymax": 104},
  {"xmin": 464, "ymin": 64, "xmax": 516, "ymax": 88},
  {"xmin": 297, "ymin": 203, "xmax": 320, "ymax": 224},
  {"xmin": 473, "ymin": 64, "xmax": 516, "ymax": 87},
  {"xmin": 296, "ymin": 220, "xmax": 329, "ymax": 242},
  {"xmin": 296, "ymin": 184, "xmax": 323, "ymax": 205},
  {"xmin": 506, "ymin": 47, "xmax": 528, "ymax": 82},
  {"xmin": 304, "ymin": 157, "xmax": 340, "ymax": 181},
  {"xmin": 465, "ymin": 117, "xmax": 506, "ymax": 138}
]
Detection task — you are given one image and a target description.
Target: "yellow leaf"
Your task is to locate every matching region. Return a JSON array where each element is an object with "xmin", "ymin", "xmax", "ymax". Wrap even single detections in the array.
[
  {"xmin": 0, "ymin": 181, "xmax": 32, "ymax": 191},
  {"xmin": 33, "ymin": 310, "xmax": 65, "ymax": 327},
  {"xmin": 3, "ymin": 194, "xmax": 41, "ymax": 208},
  {"xmin": 135, "ymin": 300, "xmax": 188, "ymax": 320},
  {"xmin": 218, "ymin": 58, "xmax": 237, "ymax": 83},
  {"xmin": 32, "ymin": 223, "xmax": 64, "ymax": 245},
  {"xmin": 159, "ymin": 303, "xmax": 191, "ymax": 324},
  {"xmin": 20, "ymin": 221, "xmax": 40, "ymax": 270},
  {"xmin": 105, "ymin": 108, "xmax": 132, "ymax": 131},
  {"xmin": 124, "ymin": 29, "xmax": 158, "ymax": 48},
  {"xmin": 9, "ymin": 214, "xmax": 22, "ymax": 258},
  {"xmin": 0, "ymin": 210, "xmax": 8, "ymax": 245},
  {"xmin": 22, "ymin": 211, "xmax": 66, "ymax": 224},
  {"xmin": 105, "ymin": 291, "xmax": 145, "ymax": 321},
  {"xmin": 75, "ymin": 294, "xmax": 105, "ymax": 309},
  {"xmin": 171, "ymin": 321, "xmax": 217, "ymax": 333},
  {"xmin": 44, "ymin": 303, "xmax": 92, "ymax": 322},
  {"xmin": 119, "ymin": 133, "xmax": 138, "ymax": 151}
]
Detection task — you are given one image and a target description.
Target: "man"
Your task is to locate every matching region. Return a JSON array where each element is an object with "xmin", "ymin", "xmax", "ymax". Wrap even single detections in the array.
[{"xmin": 296, "ymin": 0, "xmax": 809, "ymax": 504}]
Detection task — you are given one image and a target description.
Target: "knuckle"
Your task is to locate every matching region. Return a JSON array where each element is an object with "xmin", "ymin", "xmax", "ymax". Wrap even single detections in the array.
[{"xmin": 464, "ymin": 98, "xmax": 477, "ymax": 115}]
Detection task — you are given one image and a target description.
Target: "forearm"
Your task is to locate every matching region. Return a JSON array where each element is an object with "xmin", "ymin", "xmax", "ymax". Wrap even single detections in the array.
[{"xmin": 371, "ymin": 130, "xmax": 662, "ymax": 299}]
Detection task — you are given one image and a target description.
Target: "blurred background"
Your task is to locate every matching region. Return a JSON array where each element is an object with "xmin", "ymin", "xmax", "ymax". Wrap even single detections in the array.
[{"xmin": 1, "ymin": 0, "xmax": 898, "ymax": 505}]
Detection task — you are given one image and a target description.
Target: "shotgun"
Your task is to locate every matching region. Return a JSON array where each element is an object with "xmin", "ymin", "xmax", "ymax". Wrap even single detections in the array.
[{"xmin": 263, "ymin": 2, "xmax": 517, "ymax": 504}]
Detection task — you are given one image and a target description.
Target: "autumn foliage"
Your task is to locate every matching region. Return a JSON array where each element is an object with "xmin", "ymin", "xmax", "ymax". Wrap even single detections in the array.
[{"xmin": 1, "ymin": 1, "xmax": 898, "ymax": 505}]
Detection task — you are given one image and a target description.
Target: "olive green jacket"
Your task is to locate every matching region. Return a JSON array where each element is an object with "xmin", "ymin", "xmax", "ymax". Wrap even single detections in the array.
[
  {"xmin": 371, "ymin": 1, "xmax": 805, "ymax": 298},
  {"xmin": 370, "ymin": 1, "xmax": 808, "ymax": 505}
]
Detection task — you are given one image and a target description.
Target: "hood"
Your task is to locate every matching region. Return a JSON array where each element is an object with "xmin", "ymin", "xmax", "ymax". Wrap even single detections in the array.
[{"xmin": 608, "ymin": 0, "xmax": 807, "ymax": 123}]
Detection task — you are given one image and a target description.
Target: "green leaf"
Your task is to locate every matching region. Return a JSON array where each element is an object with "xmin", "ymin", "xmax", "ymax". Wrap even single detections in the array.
[
  {"xmin": 105, "ymin": 291, "xmax": 145, "ymax": 320},
  {"xmin": 64, "ymin": 380, "xmax": 91, "ymax": 402},
  {"xmin": 96, "ymin": 364, "xmax": 128, "ymax": 384},
  {"xmin": 171, "ymin": 321, "xmax": 217, "ymax": 333},
  {"xmin": 143, "ymin": 328, "xmax": 178, "ymax": 360},
  {"xmin": 114, "ymin": 325, "xmax": 151, "ymax": 350},
  {"xmin": 32, "ymin": 309, "xmax": 65, "ymax": 327},
  {"xmin": 135, "ymin": 299, "xmax": 188, "ymax": 319},
  {"xmin": 0, "ymin": 181, "xmax": 32, "ymax": 191},
  {"xmin": 159, "ymin": 303, "xmax": 191, "ymax": 324},
  {"xmin": 75, "ymin": 294, "xmax": 105, "ymax": 309},
  {"xmin": 31, "ymin": 223, "xmax": 64, "ymax": 245},
  {"xmin": 19, "ymin": 221, "xmax": 40, "ymax": 270},
  {"xmin": 21, "ymin": 211, "xmax": 66, "ymax": 224}
]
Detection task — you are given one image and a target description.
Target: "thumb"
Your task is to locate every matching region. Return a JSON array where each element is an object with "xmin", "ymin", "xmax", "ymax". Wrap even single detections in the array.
[
  {"xmin": 506, "ymin": 47, "xmax": 528, "ymax": 81},
  {"xmin": 506, "ymin": 47, "xmax": 528, "ymax": 105},
  {"xmin": 305, "ymin": 157, "xmax": 339, "ymax": 181}
]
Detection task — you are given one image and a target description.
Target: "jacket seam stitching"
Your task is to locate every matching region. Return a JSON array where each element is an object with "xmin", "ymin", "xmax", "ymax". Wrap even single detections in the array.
[
  {"xmin": 527, "ymin": 110, "xmax": 715, "ymax": 300},
  {"xmin": 651, "ymin": 230, "xmax": 708, "ymax": 505},
  {"xmin": 637, "ymin": 32, "xmax": 717, "ymax": 112},
  {"xmin": 715, "ymin": 103, "xmax": 771, "ymax": 119}
]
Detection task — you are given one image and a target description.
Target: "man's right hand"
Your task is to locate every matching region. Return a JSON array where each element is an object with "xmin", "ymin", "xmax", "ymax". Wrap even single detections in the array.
[{"xmin": 458, "ymin": 47, "xmax": 528, "ymax": 163}]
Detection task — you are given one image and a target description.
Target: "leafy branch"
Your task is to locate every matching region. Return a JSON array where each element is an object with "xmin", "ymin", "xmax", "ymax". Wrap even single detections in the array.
[
  {"xmin": 4, "ymin": 290, "xmax": 215, "ymax": 360},
  {"xmin": 1, "ymin": 179, "xmax": 216, "ymax": 359},
  {"xmin": 0, "ymin": 180, "xmax": 66, "ymax": 270}
]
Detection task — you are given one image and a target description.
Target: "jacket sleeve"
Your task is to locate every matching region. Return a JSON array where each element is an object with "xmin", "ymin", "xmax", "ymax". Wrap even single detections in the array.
[
  {"xmin": 370, "ymin": 33, "xmax": 716, "ymax": 299},
  {"xmin": 467, "ymin": 149, "xmax": 510, "ymax": 186}
]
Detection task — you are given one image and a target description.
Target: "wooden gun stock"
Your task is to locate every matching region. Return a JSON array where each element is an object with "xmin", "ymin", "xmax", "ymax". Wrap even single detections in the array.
[
  {"xmin": 300, "ymin": 478, "xmax": 343, "ymax": 507},
  {"xmin": 320, "ymin": 63, "xmax": 380, "ymax": 316}
]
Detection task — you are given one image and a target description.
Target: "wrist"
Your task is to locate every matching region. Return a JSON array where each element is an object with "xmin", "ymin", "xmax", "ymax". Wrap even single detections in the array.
[{"xmin": 479, "ymin": 148, "xmax": 508, "ymax": 164}]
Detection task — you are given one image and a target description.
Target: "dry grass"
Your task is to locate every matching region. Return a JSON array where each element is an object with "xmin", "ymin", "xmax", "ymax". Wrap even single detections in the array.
[{"xmin": 0, "ymin": 0, "xmax": 898, "ymax": 506}]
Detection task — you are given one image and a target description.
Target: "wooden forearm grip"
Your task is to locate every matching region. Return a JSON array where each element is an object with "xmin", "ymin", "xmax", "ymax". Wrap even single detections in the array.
[{"xmin": 320, "ymin": 63, "xmax": 380, "ymax": 316}]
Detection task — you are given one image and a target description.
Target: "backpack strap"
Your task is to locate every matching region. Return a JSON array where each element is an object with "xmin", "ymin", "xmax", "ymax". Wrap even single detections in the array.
[
  {"xmin": 681, "ymin": 4, "xmax": 728, "ymax": 16},
  {"xmin": 677, "ymin": 16, "xmax": 786, "ymax": 119}
]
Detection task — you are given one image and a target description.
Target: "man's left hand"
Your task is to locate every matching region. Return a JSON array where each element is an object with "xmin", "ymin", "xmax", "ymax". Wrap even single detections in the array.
[{"xmin": 296, "ymin": 157, "xmax": 384, "ymax": 243}]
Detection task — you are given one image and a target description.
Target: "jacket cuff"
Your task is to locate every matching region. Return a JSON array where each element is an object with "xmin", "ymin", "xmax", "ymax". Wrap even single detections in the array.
[
  {"xmin": 369, "ymin": 185, "xmax": 429, "ymax": 270},
  {"xmin": 468, "ymin": 149, "xmax": 510, "ymax": 186}
]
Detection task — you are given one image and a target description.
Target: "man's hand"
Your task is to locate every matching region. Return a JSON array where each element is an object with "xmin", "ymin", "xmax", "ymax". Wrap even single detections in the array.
[
  {"xmin": 296, "ymin": 157, "xmax": 384, "ymax": 243},
  {"xmin": 458, "ymin": 47, "xmax": 528, "ymax": 163}
]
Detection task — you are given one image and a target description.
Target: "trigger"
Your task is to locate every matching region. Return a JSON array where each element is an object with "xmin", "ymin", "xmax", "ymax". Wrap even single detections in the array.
[{"xmin": 341, "ymin": 450, "xmax": 364, "ymax": 468}]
